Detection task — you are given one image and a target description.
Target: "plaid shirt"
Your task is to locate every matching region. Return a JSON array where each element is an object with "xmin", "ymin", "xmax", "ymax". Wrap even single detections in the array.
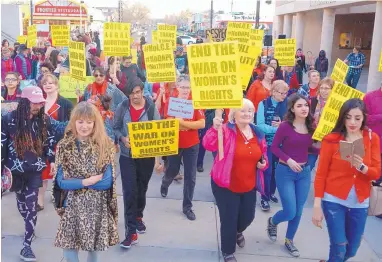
[{"xmin": 346, "ymin": 52, "xmax": 365, "ymax": 74}]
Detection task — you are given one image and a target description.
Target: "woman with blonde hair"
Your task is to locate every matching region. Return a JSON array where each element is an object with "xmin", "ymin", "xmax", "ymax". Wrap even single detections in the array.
[
  {"xmin": 203, "ymin": 98, "xmax": 268, "ymax": 262},
  {"xmin": 256, "ymin": 80, "xmax": 289, "ymax": 211},
  {"xmin": 52, "ymin": 102, "xmax": 119, "ymax": 262},
  {"xmin": 37, "ymin": 73, "xmax": 73, "ymax": 212}
]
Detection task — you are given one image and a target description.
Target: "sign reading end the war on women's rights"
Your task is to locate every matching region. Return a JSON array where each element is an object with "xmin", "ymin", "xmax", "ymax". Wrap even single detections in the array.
[
  {"xmin": 69, "ymin": 41, "xmax": 86, "ymax": 81},
  {"xmin": 274, "ymin": 38, "xmax": 296, "ymax": 66},
  {"xmin": 167, "ymin": 97, "xmax": 194, "ymax": 119},
  {"xmin": 143, "ymin": 43, "xmax": 176, "ymax": 83},
  {"xmin": 331, "ymin": 58, "xmax": 349, "ymax": 83},
  {"xmin": 51, "ymin": 25, "xmax": 70, "ymax": 47},
  {"xmin": 313, "ymin": 82, "xmax": 364, "ymax": 141},
  {"xmin": 103, "ymin": 22, "xmax": 131, "ymax": 56},
  {"xmin": 225, "ymin": 22, "xmax": 252, "ymax": 44},
  {"xmin": 188, "ymin": 42, "xmax": 243, "ymax": 109},
  {"xmin": 128, "ymin": 119, "xmax": 179, "ymax": 158}
]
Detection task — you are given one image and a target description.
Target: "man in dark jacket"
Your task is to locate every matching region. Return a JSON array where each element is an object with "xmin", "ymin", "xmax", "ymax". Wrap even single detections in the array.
[
  {"xmin": 1, "ymin": 86, "xmax": 56, "ymax": 261},
  {"xmin": 121, "ymin": 56, "xmax": 146, "ymax": 86},
  {"xmin": 113, "ymin": 77, "xmax": 160, "ymax": 249}
]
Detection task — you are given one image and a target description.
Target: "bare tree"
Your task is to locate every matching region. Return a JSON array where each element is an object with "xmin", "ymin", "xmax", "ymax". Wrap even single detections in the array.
[
  {"xmin": 122, "ymin": 1, "xmax": 151, "ymax": 24},
  {"xmin": 163, "ymin": 9, "xmax": 192, "ymax": 28}
]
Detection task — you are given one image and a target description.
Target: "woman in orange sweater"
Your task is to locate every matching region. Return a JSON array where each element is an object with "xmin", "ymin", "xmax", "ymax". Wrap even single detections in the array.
[
  {"xmin": 312, "ymin": 98, "xmax": 381, "ymax": 262},
  {"xmin": 246, "ymin": 65, "xmax": 275, "ymax": 113}
]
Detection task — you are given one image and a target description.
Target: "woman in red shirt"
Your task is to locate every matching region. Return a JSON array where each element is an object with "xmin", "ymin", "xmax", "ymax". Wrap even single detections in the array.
[
  {"xmin": 160, "ymin": 75, "xmax": 205, "ymax": 221},
  {"xmin": 203, "ymin": 98, "xmax": 268, "ymax": 262},
  {"xmin": 313, "ymin": 99, "xmax": 381, "ymax": 262},
  {"xmin": 246, "ymin": 65, "xmax": 275, "ymax": 114}
]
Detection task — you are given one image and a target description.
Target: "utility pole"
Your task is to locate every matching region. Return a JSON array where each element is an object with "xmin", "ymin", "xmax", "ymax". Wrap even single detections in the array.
[
  {"xmin": 119, "ymin": 0, "xmax": 123, "ymax": 22},
  {"xmin": 231, "ymin": 0, "xmax": 233, "ymax": 13},
  {"xmin": 255, "ymin": 0, "xmax": 260, "ymax": 29},
  {"xmin": 210, "ymin": 0, "xmax": 213, "ymax": 28},
  {"xmin": 30, "ymin": 0, "xmax": 33, "ymax": 25}
]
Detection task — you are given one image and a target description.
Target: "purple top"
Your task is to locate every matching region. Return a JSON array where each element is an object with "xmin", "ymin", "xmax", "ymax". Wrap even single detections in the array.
[{"xmin": 271, "ymin": 121, "xmax": 316, "ymax": 163}]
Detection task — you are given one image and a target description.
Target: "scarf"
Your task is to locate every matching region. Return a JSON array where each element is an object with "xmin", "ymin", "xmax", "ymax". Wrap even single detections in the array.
[
  {"xmin": 91, "ymin": 80, "xmax": 108, "ymax": 96},
  {"xmin": 313, "ymin": 96, "xmax": 326, "ymax": 128}
]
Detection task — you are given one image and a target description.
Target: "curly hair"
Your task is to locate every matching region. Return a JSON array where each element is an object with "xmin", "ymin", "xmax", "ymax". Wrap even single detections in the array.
[
  {"xmin": 14, "ymin": 98, "xmax": 48, "ymax": 159},
  {"xmin": 285, "ymin": 93, "xmax": 314, "ymax": 134}
]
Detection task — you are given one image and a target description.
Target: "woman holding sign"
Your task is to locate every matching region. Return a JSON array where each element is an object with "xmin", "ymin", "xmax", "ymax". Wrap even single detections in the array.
[
  {"xmin": 203, "ymin": 98, "xmax": 268, "ymax": 262},
  {"xmin": 312, "ymin": 99, "xmax": 381, "ymax": 262},
  {"xmin": 36, "ymin": 73, "xmax": 73, "ymax": 212},
  {"xmin": 267, "ymin": 93, "xmax": 318, "ymax": 257}
]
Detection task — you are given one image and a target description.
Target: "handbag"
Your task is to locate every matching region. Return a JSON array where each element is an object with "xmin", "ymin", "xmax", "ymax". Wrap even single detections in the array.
[
  {"xmin": 368, "ymin": 182, "xmax": 382, "ymax": 216},
  {"xmin": 1, "ymin": 166, "xmax": 12, "ymax": 195}
]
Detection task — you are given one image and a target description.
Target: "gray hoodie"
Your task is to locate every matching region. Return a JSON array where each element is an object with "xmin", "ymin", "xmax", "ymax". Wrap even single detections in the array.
[{"xmin": 113, "ymin": 97, "xmax": 160, "ymax": 157}]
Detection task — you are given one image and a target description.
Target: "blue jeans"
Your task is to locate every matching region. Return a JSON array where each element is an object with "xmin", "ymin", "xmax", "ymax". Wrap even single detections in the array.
[
  {"xmin": 261, "ymin": 146, "xmax": 278, "ymax": 201},
  {"xmin": 322, "ymin": 201, "xmax": 368, "ymax": 262},
  {"xmin": 162, "ymin": 144, "xmax": 199, "ymax": 212},
  {"xmin": 272, "ymin": 163, "xmax": 311, "ymax": 240},
  {"xmin": 308, "ymin": 154, "xmax": 318, "ymax": 172},
  {"xmin": 63, "ymin": 249, "xmax": 98, "ymax": 262},
  {"xmin": 197, "ymin": 127, "xmax": 208, "ymax": 167},
  {"xmin": 346, "ymin": 71, "xmax": 361, "ymax": 89}
]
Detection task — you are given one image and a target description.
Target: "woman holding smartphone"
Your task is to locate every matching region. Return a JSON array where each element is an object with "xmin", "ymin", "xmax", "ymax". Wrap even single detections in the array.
[
  {"xmin": 313, "ymin": 99, "xmax": 381, "ymax": 262},
  {"xmin": 267, "ymin": 93, "xmax": 318, "ymax": 257},
  {"xmin": 256, "ymin": 80, "xmax": 289, "ymax": 211}
]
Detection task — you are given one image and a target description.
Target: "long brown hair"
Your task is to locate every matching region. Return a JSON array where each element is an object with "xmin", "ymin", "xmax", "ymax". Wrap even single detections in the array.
[
  {"xmin": 258, "ymin": 65, "xmax": 275, "ymax": 81},
  {"xmin": 64, "ymin": 102, "xmax": 113, "ymax": 167}
]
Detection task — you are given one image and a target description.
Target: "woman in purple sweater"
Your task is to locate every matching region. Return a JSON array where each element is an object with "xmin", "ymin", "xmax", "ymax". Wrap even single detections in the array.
[{"xmin": 266, "ymin": 93, "xmax": 318, "ymax": 257}]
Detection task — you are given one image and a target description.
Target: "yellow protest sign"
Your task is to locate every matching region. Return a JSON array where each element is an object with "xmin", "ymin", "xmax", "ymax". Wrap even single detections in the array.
[
  {"xmin": 157, "ymin": 24, "xmax": 177, "ymax": 49},
  {"xmin": 378, "ymin": 50, "xmax": 382, "ymax": 72},
  {"xmin": 152, "ymin": 30, "xmax": 158, "ymax": 43},
  {"xmin": 103, "ymin": 22, "xmax": 131, "ymax": 56},
  {"xmin": 225, "ymin": 22, "xmax": 252, "ymax": 44},
  {"xmin": 69, "ymin": 41, "xmax": 86, "ymax": 81},
  {"xmin": 27, "ymin": 25, "xmax": 37, "ymax": 48},
  {"xmin": 59, "ymin": 75, "xmax": 94, "ymax": 99},
  {"xmin": 274, "ymin": 38, "xmax": 296, "ymax": 66},
  {"xmin": 313, "ymin": 82, "xmax": 364, "ymax": 141},
  {"xmin": 51, "ymin": 25, "xmax": 70, "ymax": 47},
  {"xmin": 331, "ymin": 59, "xmax": 349, "ymax": 83},
  {"xmin": 143, "ymin": 43, "xmax": 176, "ymax": 83},
  {"xmin": 188, "ymin": 42, "xmax": 243, "ymax": 109},
  {"xmin": 205, "ymin": 28, "xmax": 226, "ymax": 42},
  {"xmin": 250, "ymin": 29, "xmax": 264, "ymax": 48},
  {"xmin": 17, "ymin": 35, "xmax": 27, "ymax": 44},
  {"xmin": 239, "ymin": 44, "xmax": 262, "ymax": 90},
  {"xmin": 128, "ymin": 119, "xmax": 179, "ymax": 158}
]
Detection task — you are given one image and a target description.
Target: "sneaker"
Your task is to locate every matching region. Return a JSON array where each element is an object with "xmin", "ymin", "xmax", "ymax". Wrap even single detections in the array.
[
  {"xmin": 285, "ymin": 239, "xmax": 300, "ymax": 257},
  {"xmin": 260, "ymin": 200, "xmax": 270, "ymax": 211},
  {"xmin": 20, "ymin": 246, "xmax": 37, "ymax": 262},
  {"xmin": 197, "ymin": 166, "xmax": 204, "ymax": 172},
  {"xmin": 236, "ymin": 232, "xmax": 245, "ymax": 248},
  {"xmin": 223, "ymin": 253, "xmax": 237, "ymax": 262},
  {"xmin": 270, "ymin": 194, "xmax": 279, "ymax": 204},
  {"xmin": 160, "ymin": 185, "xmax": 168, "ymax": 198},
  {"xmin": 183, "ymin": 209, "xmax": 196, "ymax": 221},
  {"xmin": 136, "ymin": 217, "xmax": 146, "ymax": 234},
  {"xmin": 36, "ymin": 204, "xmax": 44, "ymax": 212},
  {"xmin": 120, "ymin": 233, "xmax": 139, "ymax": 249},
  {"xmin": 266, "ymin": 217, "xmax": 277, "ymax": 242}
]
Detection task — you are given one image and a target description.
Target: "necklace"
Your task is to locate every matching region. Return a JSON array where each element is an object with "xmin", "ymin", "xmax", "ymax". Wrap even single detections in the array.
[{"xmin": 238, "ymin": 128, "xmax": 251, "ymax": 145}]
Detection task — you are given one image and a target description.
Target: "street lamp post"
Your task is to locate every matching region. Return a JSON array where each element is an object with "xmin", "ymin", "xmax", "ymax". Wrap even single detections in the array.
[
  {"xmin": 30, "ymin": 0, "xmax": 33, "ymax": 25},
  {"xmin": 255, "ymin": 0, "xmax": 260, "ymax": 29},
  {"xmin": 210, "ymin": 0, "xmax": 214, "ymax": 28},
  {"xmin": 80, "ymin": 0, "xmax": 84, "ymax": 34}
]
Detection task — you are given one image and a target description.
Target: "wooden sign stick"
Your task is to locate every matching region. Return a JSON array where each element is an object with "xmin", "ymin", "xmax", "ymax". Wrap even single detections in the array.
[{"xmin": 215, "ymin": 109, "xmax": 224, "ymax": 161}]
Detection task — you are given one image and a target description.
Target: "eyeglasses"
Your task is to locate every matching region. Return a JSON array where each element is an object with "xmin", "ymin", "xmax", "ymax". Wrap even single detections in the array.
[
  {"xmin": 130, "ymin": 90, "xmax": 142, "ymax": 96},
  {"xmin": 275, "ymin": 90, "xmax": 288, "ymax": 96},
  {"xmin": 178, "ymin": 86, "xmax": 190, "ymax": 89},
  {"xmin": 5, "ymin": 78, "xmax": 18, "ymax": 82},
  {"xmin": 94, "ymin": 74, "xmax": 104, "ymax": 78},
  {"xmin": 320, "ymin": 87, "xmax": 332, "ymax": 91}
]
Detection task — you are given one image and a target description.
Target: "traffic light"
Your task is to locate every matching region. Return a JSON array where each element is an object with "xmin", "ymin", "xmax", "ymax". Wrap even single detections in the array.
[{"xmin": 90, "ymin": 15, "xmax": 94, "ymax": 23}]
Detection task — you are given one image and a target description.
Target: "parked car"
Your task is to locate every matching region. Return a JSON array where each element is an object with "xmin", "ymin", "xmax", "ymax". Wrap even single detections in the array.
[{"xmin": 178, "ymin": 35, "xmax": 196, "ymax": 45}]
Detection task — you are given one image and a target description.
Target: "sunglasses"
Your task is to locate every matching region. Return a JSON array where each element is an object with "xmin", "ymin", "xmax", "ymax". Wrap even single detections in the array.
[{"xmin": 94, "ymin": 74, "xmax": 104, "ymax": 78}]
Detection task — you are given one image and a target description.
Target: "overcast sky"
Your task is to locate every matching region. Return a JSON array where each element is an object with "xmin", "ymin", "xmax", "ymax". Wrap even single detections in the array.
[{"xmin": 84, "ymin": 0, "xmax": 275, "ymax": 19}]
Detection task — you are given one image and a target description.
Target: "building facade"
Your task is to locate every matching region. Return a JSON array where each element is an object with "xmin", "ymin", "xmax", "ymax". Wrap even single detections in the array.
[{"xmin": 274, "ymin": 0, "xmax": 382, "ymax": 92}]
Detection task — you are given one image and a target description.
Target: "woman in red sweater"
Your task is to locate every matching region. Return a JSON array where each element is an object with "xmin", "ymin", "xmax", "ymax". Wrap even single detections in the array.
[{"xmin": 313, "ymin": 98, "xmax": 381, "ymax": 262}]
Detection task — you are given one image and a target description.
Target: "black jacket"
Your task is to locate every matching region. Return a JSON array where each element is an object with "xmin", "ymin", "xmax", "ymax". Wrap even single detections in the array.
[
  {"xmin": 120, "ymin": 64, "xmax": 146, "ymax": 84},
  {"xmin": 55, "ymin": 95, "xmax": 74, "ymax": 122}
]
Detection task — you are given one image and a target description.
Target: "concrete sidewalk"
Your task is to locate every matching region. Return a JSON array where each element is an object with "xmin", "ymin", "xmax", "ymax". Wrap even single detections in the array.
[{"xmin": 2, "ymin": 154, "xmax": 382, "ymax": 262}]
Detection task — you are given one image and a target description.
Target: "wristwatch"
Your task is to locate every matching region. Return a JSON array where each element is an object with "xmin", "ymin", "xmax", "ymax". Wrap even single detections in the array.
[{"xmin": 357, "ymin": 163, "xmax": 365, "ymax": 172}]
